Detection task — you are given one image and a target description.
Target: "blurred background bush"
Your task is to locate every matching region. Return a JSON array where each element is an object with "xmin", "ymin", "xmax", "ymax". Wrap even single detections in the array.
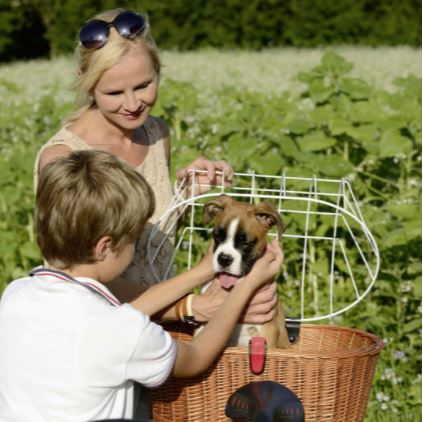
[{"xmin": 0, "ymin": 0, "xmax": 421, "ymax": 61}]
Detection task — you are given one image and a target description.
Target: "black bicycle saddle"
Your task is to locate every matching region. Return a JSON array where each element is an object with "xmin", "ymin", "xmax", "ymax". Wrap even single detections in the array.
[{"xmin": 225, "ymin": 380, "xmax": 304, "ymax": 422}]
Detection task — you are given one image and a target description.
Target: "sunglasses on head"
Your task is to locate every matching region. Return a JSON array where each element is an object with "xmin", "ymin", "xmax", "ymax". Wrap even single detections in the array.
[{"xmin": 79, "ymin": 10, "xmax": 146, "ymax": 49}]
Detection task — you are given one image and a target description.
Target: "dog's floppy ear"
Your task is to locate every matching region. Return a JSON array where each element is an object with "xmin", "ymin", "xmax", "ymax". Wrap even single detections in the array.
[
  {"xmin": 203, "ymin": 194, "xmax": 234, "ymax": 225},
  {"xmin": 254, "ymin": 201, "xmax": 285, "ymax": 240}
]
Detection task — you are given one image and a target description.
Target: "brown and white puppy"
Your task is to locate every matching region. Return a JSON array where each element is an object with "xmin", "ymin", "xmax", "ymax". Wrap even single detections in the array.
[{"xmin": 202, "ymin": 194, "xmax": 290, "ymax": 348}]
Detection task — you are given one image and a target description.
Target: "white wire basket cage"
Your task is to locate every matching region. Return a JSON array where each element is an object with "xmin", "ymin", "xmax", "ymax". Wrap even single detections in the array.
[{"xmin": 147, "ymin": 170, "xmax": 380, "ymax": 322}]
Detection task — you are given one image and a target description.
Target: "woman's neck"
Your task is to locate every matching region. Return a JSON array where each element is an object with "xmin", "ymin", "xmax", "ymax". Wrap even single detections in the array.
[{"xmin": 71, "ymin": 108, "xmax": 136, "ymax": 146}]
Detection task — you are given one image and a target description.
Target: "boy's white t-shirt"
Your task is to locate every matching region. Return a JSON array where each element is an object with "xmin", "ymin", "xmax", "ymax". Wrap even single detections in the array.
[{"xmin": 0, "ymin": 271, "xmax": 177, "ymax": 422}]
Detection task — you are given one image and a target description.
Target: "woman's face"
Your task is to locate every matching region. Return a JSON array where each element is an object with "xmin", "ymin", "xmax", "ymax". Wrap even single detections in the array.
[{"xmin": 93, "ymin": 45, "xmax": 159, "ymax": 131}]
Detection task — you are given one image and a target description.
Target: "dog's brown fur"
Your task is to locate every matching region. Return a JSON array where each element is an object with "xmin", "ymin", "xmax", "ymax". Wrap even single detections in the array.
[{"xmin": 203, "ymin": 195, "xmax": 290, "ymax": 348}]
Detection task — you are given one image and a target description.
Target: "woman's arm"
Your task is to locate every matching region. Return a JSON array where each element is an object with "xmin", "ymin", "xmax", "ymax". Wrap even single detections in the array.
[
  {"xmin": 172, "ymin": 240, "xmax": 283, "ymax": 377},
  {"xmin": 191, "ymin": 279, "xmax": 278, "ymax": 324}
]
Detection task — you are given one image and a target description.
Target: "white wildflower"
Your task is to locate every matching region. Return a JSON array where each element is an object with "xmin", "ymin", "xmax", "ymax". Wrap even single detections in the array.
[
  {"xmin": 376, "ymin": 392, "xmax": 390, "ymax": 402},
  {"xmin": 381, "ymin": 368, "xmax": 402, "ymax": 384},
  {"xmin": 400, "ymin": 281, "xmax": 413, "ymax": 293}
]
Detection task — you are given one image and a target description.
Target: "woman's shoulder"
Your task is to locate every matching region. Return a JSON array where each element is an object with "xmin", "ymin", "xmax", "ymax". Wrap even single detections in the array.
[
  {"xmin": 39, "ymin": 126, "xmax": 84, "ymax": 151},
  {"xmin": 39, "ymin": 126, "xmax": 88, "ymax": 160},
  {"xmin": 34, "ymin": 126, "xmax": 91, "ymax": 190},
  {"xmin": 145, "ymin": 116, "xmax": 169, "ymax": 142}
]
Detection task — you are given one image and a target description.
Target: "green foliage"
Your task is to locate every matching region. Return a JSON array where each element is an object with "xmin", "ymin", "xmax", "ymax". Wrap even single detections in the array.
[
  {"xmin": 0, "ymin": 0, "xmax": 49, "ymax": 61},
  {"xmin": 0, "ymin": 0, "xmax": 421, "ymax": 60},
  {"xmin": 0, "ymin": 51, "xmax": 421, "ymax": 420},
  {"xmin": 155, "ymin": 52, "xmax": 421, "ymax": 420},
  {"xmin": 0, "ymin": 81, "xmax": 72, "ymax": 290}
]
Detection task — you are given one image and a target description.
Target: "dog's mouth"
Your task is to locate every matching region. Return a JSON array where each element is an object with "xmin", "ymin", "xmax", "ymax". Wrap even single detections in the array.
[{"xmin": 217, "ymin": 272, "xmax": 242, "ymax": 289}]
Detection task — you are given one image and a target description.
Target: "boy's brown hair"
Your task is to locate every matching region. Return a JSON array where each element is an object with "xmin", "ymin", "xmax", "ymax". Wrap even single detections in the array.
[{"xmin": 36, "ymin": 150, "xmax": 155, "ymax": 269}]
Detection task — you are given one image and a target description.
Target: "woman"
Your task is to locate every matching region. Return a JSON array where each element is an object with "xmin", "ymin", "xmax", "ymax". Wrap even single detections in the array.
[{"xmin": 34, "ymin": 8, "xmax": 278, "ymax": 325}]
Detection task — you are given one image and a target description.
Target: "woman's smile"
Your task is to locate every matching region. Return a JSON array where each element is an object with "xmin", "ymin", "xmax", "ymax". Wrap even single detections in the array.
[{"xmin": 122, "ymin": 108, "xmax": 143, "ymax": 120}]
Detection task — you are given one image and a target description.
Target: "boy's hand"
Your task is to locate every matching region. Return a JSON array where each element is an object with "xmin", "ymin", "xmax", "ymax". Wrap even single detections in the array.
[{"xmin": 243, "ymin": 240, "xmax": 284, "ymax": 291}]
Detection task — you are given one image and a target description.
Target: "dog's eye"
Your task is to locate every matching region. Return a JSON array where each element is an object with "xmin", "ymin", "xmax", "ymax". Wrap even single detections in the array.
[
  {"xmin": 235, "ymin": 233, "xmax": 247, "ymax": 243},
  {"xmin": 213, "ymin": 227, "xmax": 226, "ymax": 242}
]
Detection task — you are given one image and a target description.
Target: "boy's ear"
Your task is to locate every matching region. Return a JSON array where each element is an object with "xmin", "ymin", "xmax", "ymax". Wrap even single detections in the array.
[{"xmin": 95, "ymin": 236, "xmax": 113, "ymax": 261}]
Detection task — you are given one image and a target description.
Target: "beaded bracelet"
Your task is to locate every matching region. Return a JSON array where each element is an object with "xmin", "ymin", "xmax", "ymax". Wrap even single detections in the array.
[{"xmin": 175, "ymin": 294, "xmax": 201, "ymax": 327}]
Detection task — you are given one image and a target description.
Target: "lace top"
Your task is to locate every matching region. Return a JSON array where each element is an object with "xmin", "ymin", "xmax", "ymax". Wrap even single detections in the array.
[{"xmin": 33, "ymin": 116, "xmax": 176, "ymax": 288}]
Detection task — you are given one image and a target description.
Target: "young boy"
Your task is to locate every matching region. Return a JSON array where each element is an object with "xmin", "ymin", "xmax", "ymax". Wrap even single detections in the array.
[{"xmin": 0, "ymin": 150, "xmax": 283, "ymax": 421}]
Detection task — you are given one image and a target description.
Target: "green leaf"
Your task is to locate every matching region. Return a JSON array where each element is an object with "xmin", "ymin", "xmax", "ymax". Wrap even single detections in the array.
[
  {"xmin": 407, "ymin": 262, "xmax": 422, "ymax": 275},
  {"xmin": 384, "ymin": 229, "xmax": 406, "ymax": 248},
  {"xmin": 297, "ymin": 71, "xmax": 315, "ymax": 83},
  {"xmin": 308, "ymin": 80, "xmax": 333, "ymax": 103},
  {"xmin": 226, "ymin": 133, "xmax": 257, "ymax": 168},
  {"xmin": 328, "ymin": 119, "xmax": 352, "ymax": 136},
  {"xmin": 413, "ymin": 277, "xmax": 422, "ymax": 297},
  {"xmin": 310, "ymin": 105, "xmax": 334, "ymax": 125},
  {"xmin": 297, "ymin": 132, "xmax": 336, "ymax": 152},
  {"xmin": 387, "ymin": 202, "xmax": 420, "ymax": 220},
  {"xmin": 316, "ymin": 155, "xmax": 354, "ymax": 177},
  {"xmin": 276, "ymin": 135, "xmax": 298, "ymax": 158},
  {"xmin": 286, "ymin": 118, "xmax": 313, "ymax": 135},
  {"xmin": 171, "ymin": 148, "xmax": 201, "ymax": 177},
  {"xmin": 403, "ymin": 319, "xmax": 422, "ymax": 334},
  {"xmin": 19, "ymin": 241, "xmax": 41, "ymax": 261},
  {"xmin": 320, "ymin": 52, "xmax": 353, "ymax": 76},
  {"xmin": 378, "ymin": 130, "xmax": 414, "ymax": 157},
  {"xmin": 249, "ymin": 152, "xmax": 282, "ymax": 175},
  {"xmin": 339, "ymin": 78, "xmax": 371, "ymax": 100},
  {"xmin": 403, "ymin": 219, "xmax": 422, "ymax": 240},
  {"xmin": 394, "ymin": 75, "xmax": 422, "ymax": 101},
  {"xmin": 349, "ymin": 101, "xmax": 382, "ymax": 124},
  {"xmin": 382, "ymin": 226, "xmax": 416, "ymax": 249},
  {"xmin": 347, "ymin": 125, "xmax": 379, "ymax": 146}
]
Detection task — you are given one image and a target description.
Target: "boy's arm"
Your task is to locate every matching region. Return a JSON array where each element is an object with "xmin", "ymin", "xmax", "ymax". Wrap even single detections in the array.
[
  {"xmin": 128, "ymin": 246, "xmax": 214, "ymax": 316},
  {"xmin": 172, "ymin": 240, "xmax": 283, "ymax": 377}
]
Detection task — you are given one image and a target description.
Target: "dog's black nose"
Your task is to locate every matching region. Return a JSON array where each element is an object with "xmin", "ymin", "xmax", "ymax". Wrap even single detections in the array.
[{"xmin": 218, "ymin": 253, "xmax": 233, "ymax": 267}]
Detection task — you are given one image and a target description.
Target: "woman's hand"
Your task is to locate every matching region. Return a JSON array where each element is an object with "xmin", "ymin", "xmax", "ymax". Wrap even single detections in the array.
[
  {"xmin": 192, "ymin": 279, "xmax": 279, "ymax": 324},
  {"xmin": 239, "ymin": 281, "xmax": 278, "ymax": 323},
  {"xmin": 176, "ymin": 156, "xmax": 234, "ymax": 196}
]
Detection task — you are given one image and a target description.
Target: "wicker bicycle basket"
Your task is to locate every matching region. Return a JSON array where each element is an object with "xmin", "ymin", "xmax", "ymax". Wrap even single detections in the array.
[
  {"xmin": 150, "ymin": 323, "xmax": 383, "ymax": 422},
  {"xmin": 147, "ymin": 173, "xmax": 383, "ymax": 422}
]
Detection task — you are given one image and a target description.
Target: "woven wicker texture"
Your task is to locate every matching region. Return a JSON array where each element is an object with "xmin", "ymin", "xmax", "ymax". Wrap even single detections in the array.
[{"xmin": 150, "ymin": 324, "xmax": 383, "ymax": 422}]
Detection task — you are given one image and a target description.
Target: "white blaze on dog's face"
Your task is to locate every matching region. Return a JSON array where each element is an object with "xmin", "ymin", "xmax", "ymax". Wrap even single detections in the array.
[
  {"xmin": 212, "ymin": 218, "xmax": 244, "ymax": 288},
  {"xmin": 204, "ymin": 195, "xmax": 284, "ymax": 290}
]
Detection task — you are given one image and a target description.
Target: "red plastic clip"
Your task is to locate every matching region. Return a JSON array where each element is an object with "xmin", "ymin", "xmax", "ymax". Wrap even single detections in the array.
[{"xmin": 249, "ymin": 336, "xmax": 267, "ymax": 375}]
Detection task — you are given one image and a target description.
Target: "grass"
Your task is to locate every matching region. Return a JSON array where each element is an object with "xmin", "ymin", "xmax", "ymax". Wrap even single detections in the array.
[{"xmin": 0, "ymin": 46, "xmax": 420, "ymax": 99}]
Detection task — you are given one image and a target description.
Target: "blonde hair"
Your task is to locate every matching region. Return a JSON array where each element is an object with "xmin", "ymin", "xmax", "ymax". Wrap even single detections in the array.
[
  {"xmin": 69, "ymin": 8, "xmax": 161, "ymax": 122},
  {"xmin": 36, "ymin": 150, "xmax": 155, "ymax": 269}
]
